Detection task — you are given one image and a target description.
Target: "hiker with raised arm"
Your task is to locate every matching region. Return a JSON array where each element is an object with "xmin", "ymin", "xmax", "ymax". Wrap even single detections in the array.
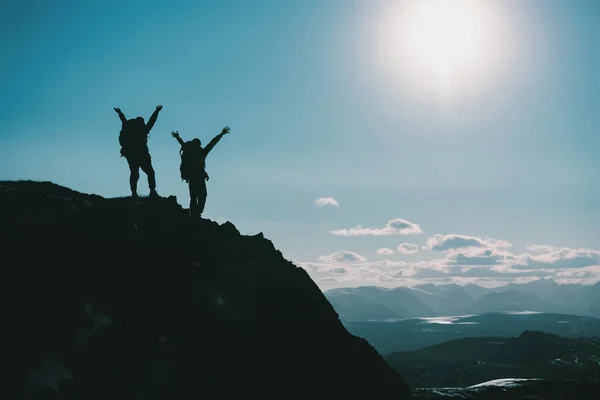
[
  {"xmin": 114, "ymin": 105, "xmax": 163, "ymax": 198},
  {"xmin": 171, "ymin": 126, "xmax": 230, "ymax": 217}
]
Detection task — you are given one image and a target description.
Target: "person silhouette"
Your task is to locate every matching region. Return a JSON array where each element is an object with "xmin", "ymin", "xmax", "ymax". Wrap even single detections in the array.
[
  {"xmin": 171, "ymin": 126, "xmax": 230, "ymax": 217},
  {"xmin": 114, "ymin": 105, "xmax": 163, "ymax": 198}
]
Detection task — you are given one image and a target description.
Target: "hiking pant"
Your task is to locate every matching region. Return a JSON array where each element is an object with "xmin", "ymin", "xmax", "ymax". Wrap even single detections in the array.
[
  {"xmin": 126, "ymin": 150, "xmax": 156, "ymax": 195},
  {"xmin": 189, "ymin": 178, "xmax": 207, "ymax": 217}
]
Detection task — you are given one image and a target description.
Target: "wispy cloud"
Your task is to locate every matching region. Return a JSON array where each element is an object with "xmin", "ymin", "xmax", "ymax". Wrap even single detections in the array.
[
  {"xmin": 444, "ymin": 248, "xmax": 505, "ymax": 266},
  {"xmin": 512, "ymin": 247, "xmax": 600, "ymax": 270},
  {"xmin": 376, "ymin": 248, "xmax": 395, "ymax": 255},
  {"xmin": 525, "ymin": 245, "xmax": 561, "ymax": 253},
  {"xmin": 397, "ymin": 242, "xmax": 419, "ymax": 254},
  {"xmin": 318, "ymin": 250, "xmax": 367, "ymax": 263},
  {"xmin": 331, "ymin": 218, "xmax": 423, "ymax": 236},
  {"xmin": 424, "ymin": 234, "xmax": 512, "ymax": 251},
  {"xmin": 314, "ymin": 197, "xmax": 339, "ymax": 208}
]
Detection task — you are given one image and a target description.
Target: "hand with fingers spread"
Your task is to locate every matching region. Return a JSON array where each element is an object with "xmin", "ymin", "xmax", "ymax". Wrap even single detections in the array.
[
  {"xmin": 221, "ymin": 126, "xmax": 230, "ymax": 135},
  {"xmin": 171, "ymin": 130, "xmax": 180, "ymax": 138}
]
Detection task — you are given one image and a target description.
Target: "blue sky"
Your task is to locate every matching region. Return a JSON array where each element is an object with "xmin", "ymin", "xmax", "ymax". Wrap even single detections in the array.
[{"xmin": 1, "ymin": 0, "xmax": 599, "ymax": 288}]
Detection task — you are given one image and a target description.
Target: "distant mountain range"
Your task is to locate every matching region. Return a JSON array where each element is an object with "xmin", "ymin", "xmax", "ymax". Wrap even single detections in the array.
[
  {"xmin": 324, "ymin": 279, "xmax": 600, "ymax": 322},
  {"xmin": 386, "ymin": 330, "xmax": 600, "ymax": 388}
]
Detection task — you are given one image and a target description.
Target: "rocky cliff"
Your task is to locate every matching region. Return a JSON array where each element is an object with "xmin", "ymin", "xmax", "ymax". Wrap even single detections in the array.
[{"xmin": 1, "ymin": 180, "xmax": 412, "ymax": 399}]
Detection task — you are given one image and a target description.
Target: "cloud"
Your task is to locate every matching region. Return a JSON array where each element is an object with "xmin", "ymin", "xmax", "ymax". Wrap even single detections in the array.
[
  {"xmin": 377, "ymin": 271, "xmax": 404, "ymax": 281},
  {"xmin": 409, "ymin": 263, "xmax": 554, "ymax": 279},
  {"xmin": 314, "ymin": 197, "xmax": 339, "ymax": 208},
  {"xmin": 554, "ymin": 266, "xmax": 600, "ymax": 284},
  {"xmin": 376, "ymin": 248, "xmax": 395, "ymax": 255},
  {"xmin": 556, "ymin": 266, "xmax": 600, "ymax": 279},
  {"xmin": 318, "ymin": 277, "xmax": 338, "ymax": 282},
  {"xmin": 444, "ymin": 248, "xmax": 504, "ymax": 266},
  {"xmin": 331, "ymin": 218, "xmax": 423, "ymax": 236},
  {"xmin": 328, "ymin": 267, "xmax": 349, "ymax": 274},
  {"xmin": 512, "ymin": 247, "xmax": 600, "ymax": 270},
  {"xmin": 459, "ymin": 267, "xmax": 554, "ymax": 279},
  {"xmin": 424, "ymin": 234, "xmax": 512, "ymax": 252},
  {"xmin": 318, "ymin": 251, "xmax": 367, "ymax": 263},
  {"xmin": 404, "ymin": 245, "xmax": 600, "ymax": 281},
  {"xmin": 299, "ymin": 262, "xmax": 349, "ymax": 275},
  {"xmin": 297, "ymin": 242, "xmax": 600, "ymax": 289},
  {"xmin": 299, "ymin": 263, "xmax": 321, "ymax": 272},
  {"xmin": 526, "ymin": 245, "xmax": 561, "ymax": 253},
  {"xmin": 397, "ymin": 242, "xmax": 418, "ymax": 254}
]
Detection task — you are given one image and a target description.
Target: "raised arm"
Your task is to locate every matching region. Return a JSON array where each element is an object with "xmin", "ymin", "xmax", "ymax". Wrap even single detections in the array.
[
  {"xmin": 114, "ymin": 107, "xmax": 127, "ymax": 124},
  {"xmin": 203, "ymin": 126, "xmax": 230, "ymax": 155},
  {"xmin": 171, "ymin": 130, "xmax": 185, "ymax": 146},
  {"xmin": 145, "ymin": 105, "xmax": 163, "ymax": 132}
]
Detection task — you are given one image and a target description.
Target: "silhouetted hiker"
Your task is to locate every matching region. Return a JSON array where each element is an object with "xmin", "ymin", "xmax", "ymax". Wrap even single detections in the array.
[
  {"xmin": 114, "ymin": 105, "xmax": 163, "ymax": 198},
  {"xmin": 171, "ymin": 127, "xmax": 230, "ymax": 217}
]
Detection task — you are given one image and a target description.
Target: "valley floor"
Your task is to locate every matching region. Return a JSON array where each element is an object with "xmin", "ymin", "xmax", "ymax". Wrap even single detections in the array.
[{"xmin": 412, "ymin": 378, "xmax": 600, "ymax": 400}]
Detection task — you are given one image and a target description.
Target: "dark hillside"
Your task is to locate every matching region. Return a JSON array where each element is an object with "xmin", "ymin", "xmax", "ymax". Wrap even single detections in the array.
[{"xmin": 1, "ymin": 180, "xmax": 412, "ymax": 399}]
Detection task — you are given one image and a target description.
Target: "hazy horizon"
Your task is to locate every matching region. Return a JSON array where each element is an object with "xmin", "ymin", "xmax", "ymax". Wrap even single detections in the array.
[
  {"xmin": 319, "ymin": 277, "xmax": 598, "ymax": 291},
  {"xmin": 1, "ymin": 0, "xmax": 598, "ymax": 290}
]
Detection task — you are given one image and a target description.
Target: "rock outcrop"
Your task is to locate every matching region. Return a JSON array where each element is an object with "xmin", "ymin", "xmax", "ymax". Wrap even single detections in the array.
[{"xmin": 1, "ymin": 180, "xmax": 412, "ymax": 399}]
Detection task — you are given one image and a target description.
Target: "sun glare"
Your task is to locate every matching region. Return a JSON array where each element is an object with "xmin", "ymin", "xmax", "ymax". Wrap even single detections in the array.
[
  {"xmin": 410, "ymin": 1, "xmax": 482, "ymax": 84},
  {"xmin": 376, "ymin": 0, "xmax": 500, "ymax": 95}
]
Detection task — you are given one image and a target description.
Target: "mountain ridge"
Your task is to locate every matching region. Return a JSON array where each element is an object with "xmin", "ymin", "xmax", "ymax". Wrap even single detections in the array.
[
  {"xmin": 1, "ymin": 180, "xmax": 412, "ymax": 398},
  {"xmin": 326, "ymin": 280, "xmax": 599, "ymax": 323},
  {"xmin": 385, "ymin": 330, "xmax": 600, "ymax": 388}
]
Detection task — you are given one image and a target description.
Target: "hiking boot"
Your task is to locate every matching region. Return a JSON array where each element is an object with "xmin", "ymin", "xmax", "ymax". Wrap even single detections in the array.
[
  {"xmin": 131, "ymin": 191, "xmax": 138, "ymax": 199},
  {"xmin": 149, "ymin": 190, "xmax": 159, "ymax": 198}
]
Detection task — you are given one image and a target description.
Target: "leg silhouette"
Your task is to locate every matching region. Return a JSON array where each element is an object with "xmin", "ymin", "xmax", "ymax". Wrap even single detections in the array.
[
  {"xmin": 197, "ymin": 180, "xmax": 207, "ymax": 216},
  {"xmin": 139, "ymin": 161, "xmax": 157, "ymax": 196},
  {"xmin": 189, "ymin": 181, "xmax": 198, "ymax": 217},
  {"xmin": 127, "ymin": 154, "xmax": 157, "ymax": 197},
  {"xmin": 189, "ymin": 179, "xmax": 206, "ymax": 217},
  {"xmin": 127, "ymin": 159, "xmax": 140, "ymax": 197}
]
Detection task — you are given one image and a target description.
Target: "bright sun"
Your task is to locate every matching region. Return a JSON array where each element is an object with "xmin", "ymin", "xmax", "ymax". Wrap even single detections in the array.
[
  {"xmin": 377, "ymin": 0, "xmax": 498, "ymax": 93},
  {"xmin": 409, "ymin": 1, "xmax": 483, "ymax": 84}
]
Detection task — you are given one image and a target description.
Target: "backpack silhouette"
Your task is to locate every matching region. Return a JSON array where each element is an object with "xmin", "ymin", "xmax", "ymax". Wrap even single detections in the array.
[
  {"xmin": 179, "ymin": 140, "xmax": 205, "ymax": 182},
  {"xmin": 119, "ymin": 119, "xmax": 147, "ymax": 156}
]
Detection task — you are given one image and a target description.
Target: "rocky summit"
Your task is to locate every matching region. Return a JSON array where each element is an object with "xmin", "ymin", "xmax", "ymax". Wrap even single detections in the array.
[{"xmin": 1, "ymin": 180, "xmax": 412, "ymax": 399}]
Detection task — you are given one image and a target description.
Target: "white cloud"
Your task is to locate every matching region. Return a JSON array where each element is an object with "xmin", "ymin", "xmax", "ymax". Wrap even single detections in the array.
[
  {"xmin": 331, "ymin": 218, "xmax": 423, "ymax": 236},
  {"xmin": 408, "ymin": 263, "xmax": 554, "ymax": 279},
  {"xmin": 512, "ymin": 247, "xmax": 600, "ymax": 270},
  {"xmin": 525, "ymin": 244, "xmax": 561, "ymax": 253},
  {"xmin": 377, "ymin": 271, "xmax": 404, "ymax": 281},
  {"xmin": 318, "ymin": 277, "xmax": 338, "ymax": 282},
  {"xmin": 314, "ymin": 197, "xmax": 339, "ymax": 208},
  {"xmin": 397, "ymin": 242, "xmax": 419, "ymax": 254},
  {"xmin": 318, "ymin": 250, "xmax": 367, "ymax": 263},
  {"xmin": 376, "ymin": 248, "xmax": 395, "ymax": 255},
  {"xmin": 444, "ymin": 248, "xmax": 505, "ymax": 266},
  {"xmin": 424, "ymin": 234, "xmax": 512, "ymax": 252},
  {"xmin": 377, "ymin": 259, "xmax": 409, "ymax": 268},
  {"xmin": 556, "ymin": 265, "xmax": 600, "ymax": 279},
  {"xmin": 297, "ymin": 242, "xmax": 600, "ymax": 289}
]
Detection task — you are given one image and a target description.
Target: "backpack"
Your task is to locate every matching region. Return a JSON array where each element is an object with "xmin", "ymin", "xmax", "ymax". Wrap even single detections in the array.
[
  {"xmin": 179, "ymin": 141, "xmax": 205, "ymax": 181},
  {"xmin": 119, "ymin": 119, "xmax": 147, "ymax": 156}
]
